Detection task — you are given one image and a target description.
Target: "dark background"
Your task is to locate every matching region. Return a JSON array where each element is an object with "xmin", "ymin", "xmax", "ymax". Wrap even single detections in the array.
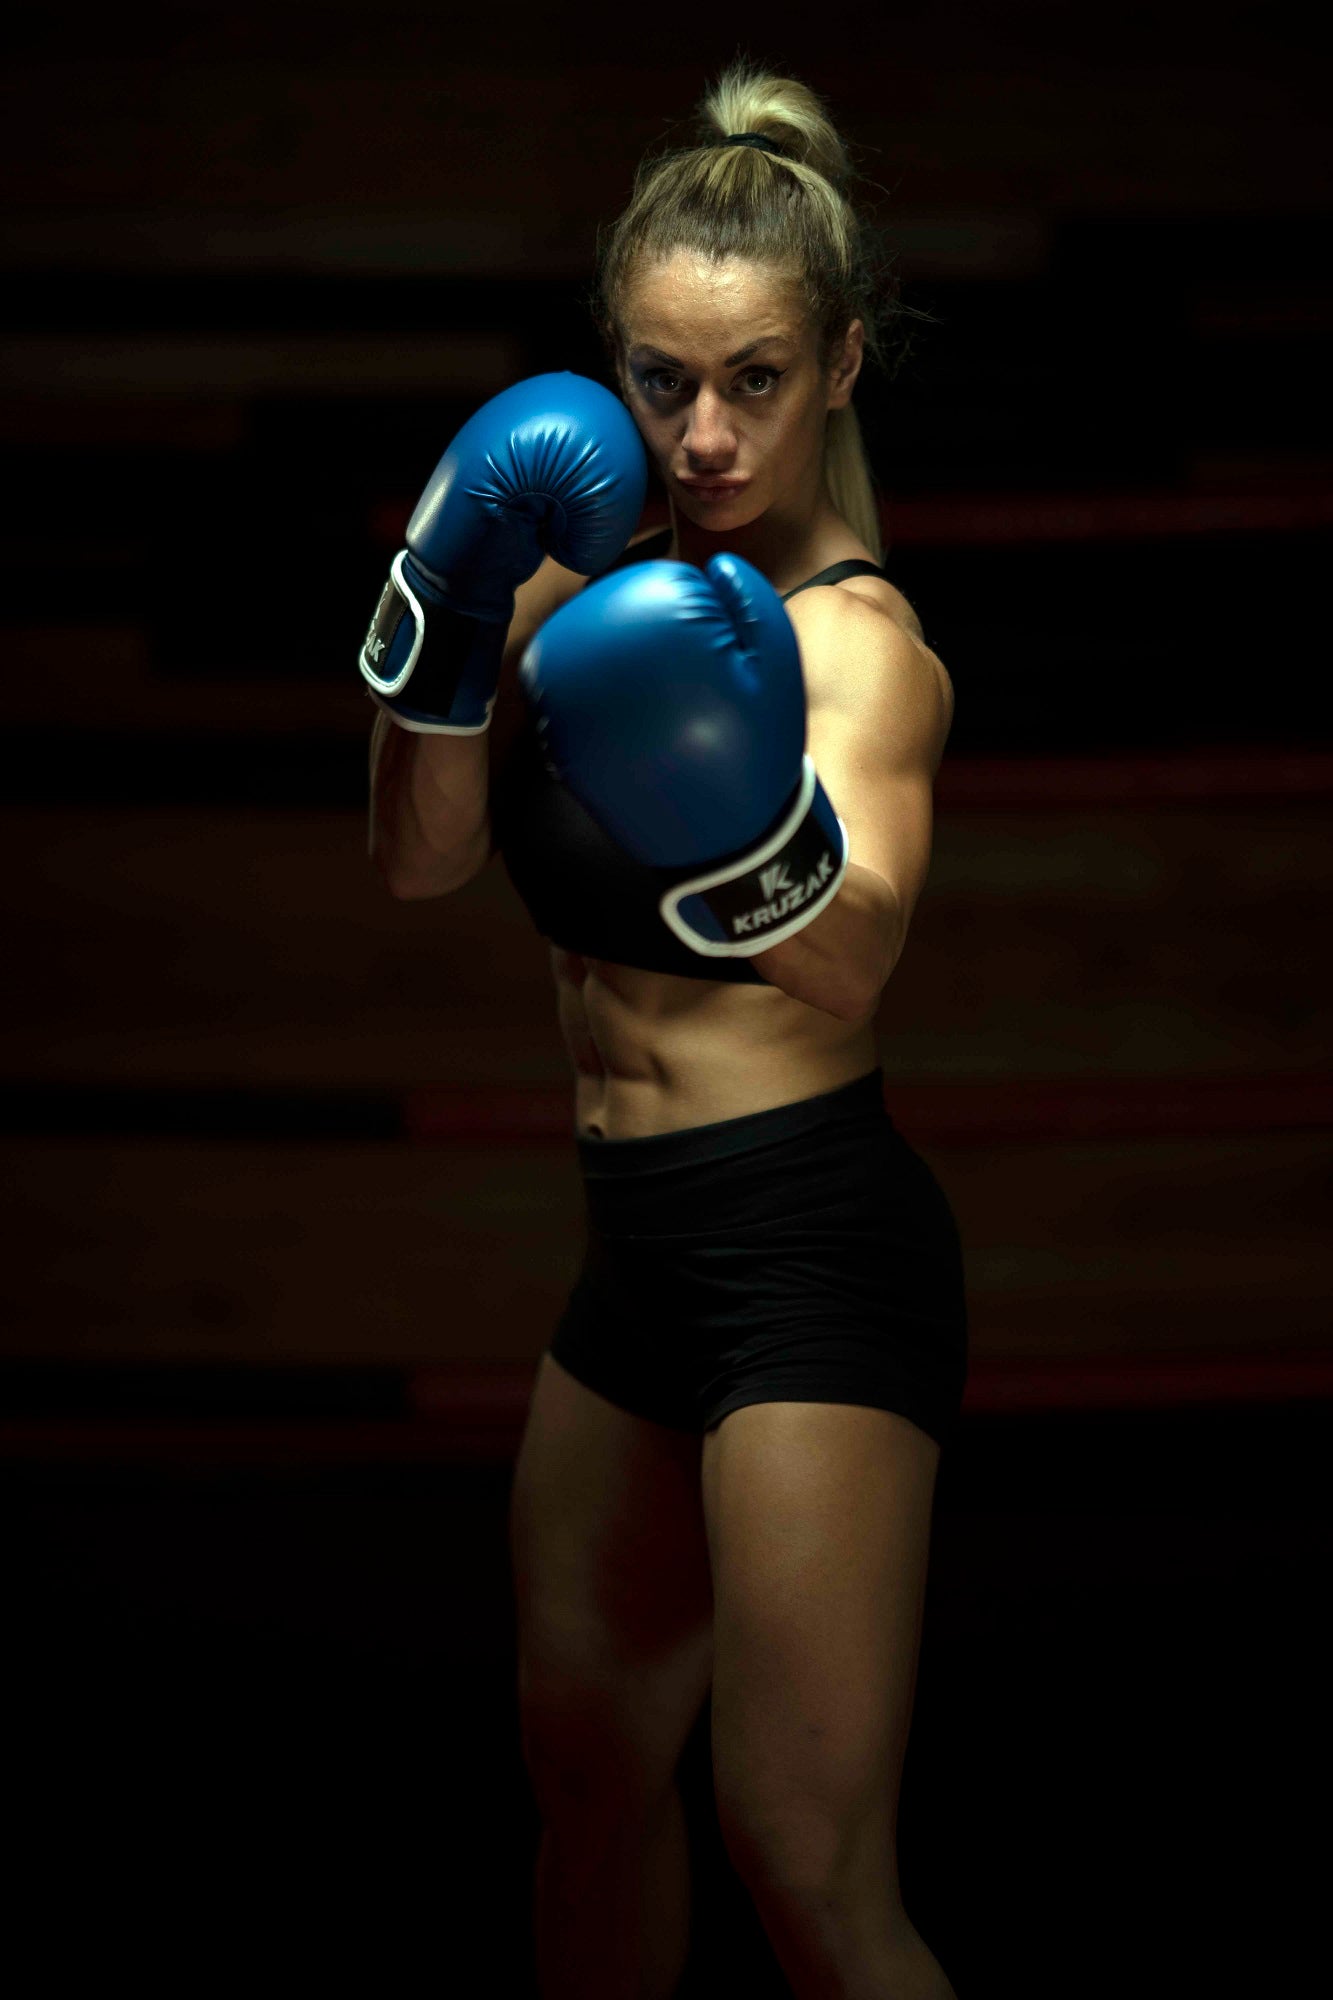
[{"xmin": 2, "ymin": 4, "xmax": 1329, "ymax": 1992}]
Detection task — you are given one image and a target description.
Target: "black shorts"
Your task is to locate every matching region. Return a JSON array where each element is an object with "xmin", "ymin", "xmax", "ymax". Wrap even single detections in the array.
[{"xmin": 548, "ymin": 1067, "xmax": 969, "ymax": 1450}]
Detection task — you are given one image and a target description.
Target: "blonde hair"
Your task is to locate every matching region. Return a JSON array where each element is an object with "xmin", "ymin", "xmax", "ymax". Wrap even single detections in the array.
[{"xmin": 594, "ymin": 60, "xmax": 922, "ymax": 559}]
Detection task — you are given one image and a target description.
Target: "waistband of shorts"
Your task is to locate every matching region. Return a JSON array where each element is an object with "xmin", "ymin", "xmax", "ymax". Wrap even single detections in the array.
[{"xmin": 574, "ymin": 1067, "xmax": 888, "ymax": 1178}]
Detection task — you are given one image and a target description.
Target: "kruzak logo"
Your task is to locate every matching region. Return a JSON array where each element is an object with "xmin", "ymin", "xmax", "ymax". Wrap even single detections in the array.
[{"xmin": 732, "ymin": 851, "xmax": 834, "ymax": 936}]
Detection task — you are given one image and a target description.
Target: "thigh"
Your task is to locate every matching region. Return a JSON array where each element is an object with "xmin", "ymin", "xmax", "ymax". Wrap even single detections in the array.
[
  {"xmin": 701, "ymin": 1399, "xmax": 940, "ymax": 1880},
  {"xmin": 510, "ymin": 1351, "xmax": 715, "ymax": 1811}
]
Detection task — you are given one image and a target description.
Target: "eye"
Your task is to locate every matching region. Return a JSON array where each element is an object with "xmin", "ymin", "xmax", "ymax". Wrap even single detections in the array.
[
  {"xmin": 737, "ymin": 366, "xmax": 783, "ymax": 394},
  {"xmin": 641, "ymin": 367, "xmax": 684, "ymax": 397}
]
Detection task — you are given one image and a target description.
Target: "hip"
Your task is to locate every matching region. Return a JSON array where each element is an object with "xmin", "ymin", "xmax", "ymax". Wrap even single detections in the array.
[
  {"xmin": 569, "ymin": 1065, "xmax": 968, "ymax": 1345},
  {"xmin": 574, "ymin": 1065, "xmax": 962, "ymax": 1248}
]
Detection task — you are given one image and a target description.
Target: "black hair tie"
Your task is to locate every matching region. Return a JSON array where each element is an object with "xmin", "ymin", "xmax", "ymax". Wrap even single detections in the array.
[{"xmin": 718, "ymin": 131, "xmax": 790, "ymax": 159}]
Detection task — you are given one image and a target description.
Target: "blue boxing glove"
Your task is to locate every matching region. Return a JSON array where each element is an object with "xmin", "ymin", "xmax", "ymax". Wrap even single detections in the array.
[
  {"xmin": 359, "ymin": 372, "xmax": 647, "ymax": 733},
  {"xmin": 518, "ymin": 555, "xmax": 849, "ymax": 957}
]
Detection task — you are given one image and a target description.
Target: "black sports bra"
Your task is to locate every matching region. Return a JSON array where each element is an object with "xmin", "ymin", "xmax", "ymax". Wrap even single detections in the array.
[{"xmin": 491, "ymin": 527, "xmax": 892, "ymax": 984}]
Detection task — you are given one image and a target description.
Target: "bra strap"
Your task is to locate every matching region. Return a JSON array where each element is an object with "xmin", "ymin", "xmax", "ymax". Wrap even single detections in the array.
[
  {"xmin": 587, "ymin": 539, "xmax": 890, "ymax": 601},
  {"xmin": 781, "ymin": 558, "xmax": 890, "ymax": 602}
]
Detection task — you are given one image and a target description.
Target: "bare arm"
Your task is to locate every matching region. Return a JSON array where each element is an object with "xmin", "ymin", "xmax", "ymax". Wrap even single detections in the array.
[
  {"xmin": 367, "ymin": 703, "xmax": 491, "ymax": 899},
  {"xmin": 367, "ymin": 554, "xmax": 588, "ymax": 899}
]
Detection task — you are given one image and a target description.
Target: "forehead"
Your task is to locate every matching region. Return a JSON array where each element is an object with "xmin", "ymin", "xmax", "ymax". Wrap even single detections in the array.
[{"xmin": 622, "ymin": 252, "xmax": 808, "ymax": 351}]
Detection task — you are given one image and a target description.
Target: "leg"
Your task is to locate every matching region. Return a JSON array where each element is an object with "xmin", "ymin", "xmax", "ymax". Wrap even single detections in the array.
[
  {"xmin": 511, "ymin": 1352, "xmax": 715, "ymax": 2000},
  {"xmin": 702, "ymin": 1399, "xmax": 956, "ymax": 1999}
]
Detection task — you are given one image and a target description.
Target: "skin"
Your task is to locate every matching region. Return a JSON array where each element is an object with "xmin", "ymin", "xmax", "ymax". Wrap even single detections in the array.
[{"xmin": 614, "ymin": 250, "xmax": 872, "ymax": 590}]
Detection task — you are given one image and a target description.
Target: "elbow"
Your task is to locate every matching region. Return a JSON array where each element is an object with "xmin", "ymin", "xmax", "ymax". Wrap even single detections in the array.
[
  {"xmin": 833, "ymin": 978, "xmax": 881, "ymax": 1027},
  {"xmin": 792, "ymin": 968, "xmax": 877, "ymax": 1024},
  {"xmin": 837, "ymin": 942, "xmax": 901, "ymax": 1024},
  {"xmin": 751, "ymin": 942, "xmax": 869, "ymax": 1022},
  {"xmin": 846, "ymin": 900, "xmax": 907, "ymax": 1023},
  {"xmin": 370, "ymin": 850, "xmax": 436, "ymax": 901},
  {"xmin": 371, "ymin": 843, "xmax": 487, "ymax": 901},
  {"xmin": 381, "ymin": 867, "xmax": 447, "ymax": 902}
]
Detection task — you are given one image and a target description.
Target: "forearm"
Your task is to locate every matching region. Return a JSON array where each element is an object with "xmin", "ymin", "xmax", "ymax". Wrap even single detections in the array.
[
  {"xmin": 368, "ymin": 705, "xmax": 490, "ymax": 897},
  {"xmin": 751, "ymin": 862, "xmax": 903, "ymax": 1022}
]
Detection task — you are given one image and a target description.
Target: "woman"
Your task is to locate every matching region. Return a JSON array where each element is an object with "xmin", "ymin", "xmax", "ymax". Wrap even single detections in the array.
[{"xmin": 366, "ymin": 60, "xmax": 965, "ymax": 2000}]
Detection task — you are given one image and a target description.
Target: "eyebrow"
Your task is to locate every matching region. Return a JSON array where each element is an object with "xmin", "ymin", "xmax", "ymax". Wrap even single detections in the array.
[{"xmin": 630, "ymin": 337, "xmax": 793, "ymax": 369}]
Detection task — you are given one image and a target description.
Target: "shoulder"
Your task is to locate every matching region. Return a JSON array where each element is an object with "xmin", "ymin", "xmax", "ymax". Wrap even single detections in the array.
[
  {"xmin": 836, "ymin": 570, "xmax": 928, "ymax": 644},
  {"xmin": 785, "ymin": 582, "xmax": 955, "ymax": 773}
]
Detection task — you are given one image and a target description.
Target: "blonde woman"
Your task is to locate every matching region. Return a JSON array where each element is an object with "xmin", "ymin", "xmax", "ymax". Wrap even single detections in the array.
[{"xmin": 366, "ymin": 59, "xmax": 964, "ymax": 2000}]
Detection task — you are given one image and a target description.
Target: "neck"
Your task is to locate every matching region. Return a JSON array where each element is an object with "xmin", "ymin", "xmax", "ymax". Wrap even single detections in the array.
[{"xmin": 666, "ymin": 479, "xmax": 860, "ymax": 596}]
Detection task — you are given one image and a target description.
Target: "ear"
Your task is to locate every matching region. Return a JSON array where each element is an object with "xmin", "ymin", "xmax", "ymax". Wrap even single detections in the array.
[{"xmin": 826, "ymin": 319, "xmax": 865, "ymax": 411}]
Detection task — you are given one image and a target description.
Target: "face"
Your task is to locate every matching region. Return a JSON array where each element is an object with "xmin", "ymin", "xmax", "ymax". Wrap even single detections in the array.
[{"xmin": 617, "ymin": 251, "xmax": 862, "ymax": 529}]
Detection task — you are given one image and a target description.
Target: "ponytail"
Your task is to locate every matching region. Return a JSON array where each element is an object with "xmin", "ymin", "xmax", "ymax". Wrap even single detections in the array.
[{"xmin": 824, "ymin": 404, "xmax": 881, "ymax": 562}]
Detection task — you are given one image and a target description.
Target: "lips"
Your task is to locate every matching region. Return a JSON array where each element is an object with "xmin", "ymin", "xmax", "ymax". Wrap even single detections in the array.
[{"xmin": 678, "ymin": 478, "xmax": 748, "ymax": 499}]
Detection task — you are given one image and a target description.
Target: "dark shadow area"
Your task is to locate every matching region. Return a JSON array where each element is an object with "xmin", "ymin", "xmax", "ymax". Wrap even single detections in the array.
[
  {"xmin": 5, "ymin": 1400, "xmax": 1326, "ymax": 1993},
  {"xmin": 4, "ymin": 10, "xmax": 1329, "ymax": 1991}
]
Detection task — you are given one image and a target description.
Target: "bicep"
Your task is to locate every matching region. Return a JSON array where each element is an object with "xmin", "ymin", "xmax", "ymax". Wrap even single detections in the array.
[
  {"xmin": 799, "ymin": 599, "xmax": 951, "ymax": 935},
  {"xmin": 815, "ymin": 706, "xmax": 937, "ymax": 932}
]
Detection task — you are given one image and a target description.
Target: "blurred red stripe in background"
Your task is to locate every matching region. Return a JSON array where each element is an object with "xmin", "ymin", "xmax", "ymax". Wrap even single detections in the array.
[{"xmin": 402, "ymin": 1072, "xmax": 1333, "ymax": 1147}]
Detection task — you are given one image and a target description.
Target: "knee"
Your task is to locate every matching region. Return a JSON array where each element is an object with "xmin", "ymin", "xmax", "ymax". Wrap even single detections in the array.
[
  {"xmin": 517, "ymin": 1665, "xmax": 684, "ymax": 1824},
  {"xmin": 718, "ymin": 1794, "xmax": 840, "ymax": 1899},
  {"xmin": 715, "ymin": 1781, "xmax": 894, "ymax": 1909}
]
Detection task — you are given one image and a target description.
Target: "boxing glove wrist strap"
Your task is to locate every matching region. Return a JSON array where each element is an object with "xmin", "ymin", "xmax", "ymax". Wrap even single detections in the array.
[
  {"xmin": 659, "ymin": 758, "xmax": 849, "ymax": 958},
  {"xmin": 359, "ymin": 549, "xmax": 505, "ymax": 735}
]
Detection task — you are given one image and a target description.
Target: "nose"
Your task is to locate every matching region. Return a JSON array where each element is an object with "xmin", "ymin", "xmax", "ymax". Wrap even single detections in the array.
[{"xmin": 682, "ymin": 387, "xmax": 737, "ymax": 469}]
